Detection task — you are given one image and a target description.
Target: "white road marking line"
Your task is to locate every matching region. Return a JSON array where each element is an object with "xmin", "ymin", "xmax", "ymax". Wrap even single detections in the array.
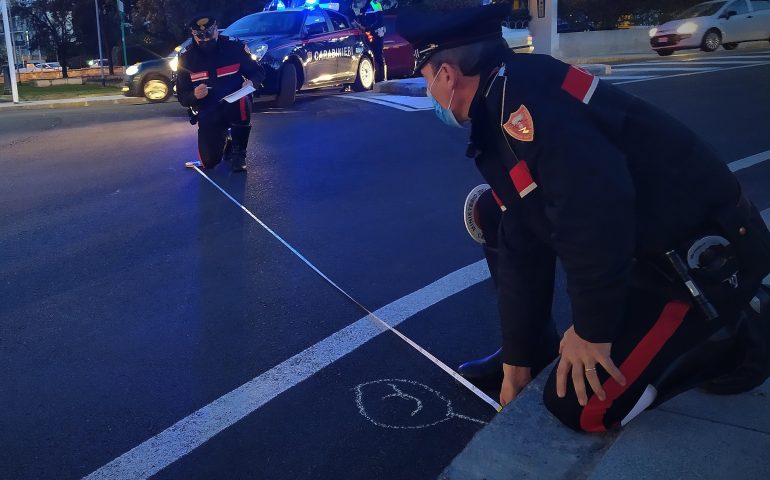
[
  {"xmin": 600, "ymin": 75, "xmax": 657, "ymax": 81},
  {"xmin": 614, "ymin": 61, "xmax": 770, "ymax": 84},
  {"xmin": 675, "ymin": 60, "xmax": 764, "ymax": 65},
  {"xmin": 611, "ymin": 67, "xmax": 717, "ymax": 72},
  {"xmin": 616, "ymin": 60, "xmax": 759, "ymax": 67},
  {"xmin": 84, "ymin": 260, "xmax": 492, "ymax": 480},
  {"xmin": 728, "ymin": 149, "xmax": 770, "ymax": 172},
  {"xmin": 187, "ymin": 167, "xmax": 499, "ymax": 408},
  {"xmin": 344, "ymin": 94, "xmax": 432, "ymax": 111}
]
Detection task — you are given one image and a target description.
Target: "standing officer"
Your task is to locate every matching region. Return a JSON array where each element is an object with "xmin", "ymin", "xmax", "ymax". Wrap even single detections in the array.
[
  {"xmin": 177, "ymin": 14, "xmax": 266, "ymax": 172},
  {"xmin": 398, "ymin": 3, "xmax": 770, "ymax": 431},
  {"xmin": 359, "ymin": 0, "xmax": 386, "ymax": 82}
]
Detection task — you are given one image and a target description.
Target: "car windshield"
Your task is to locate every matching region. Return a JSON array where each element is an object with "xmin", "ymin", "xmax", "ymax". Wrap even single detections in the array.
[
  {"xmin": 675, "ymin": 1, "xmax": 727, "ymax": 19},
  {"xmin": 223, "ymin": 11, "xmax": 303, "ymax": 36}
]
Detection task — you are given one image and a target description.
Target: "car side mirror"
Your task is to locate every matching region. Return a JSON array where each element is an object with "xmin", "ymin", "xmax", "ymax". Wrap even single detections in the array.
[
  {"xmin": 305, "ymin": 23, "xmax": 326, "ymax": 37},
  {"xmin": 721, "ymin": 10, "xmax": 737, "ymax": 19}
]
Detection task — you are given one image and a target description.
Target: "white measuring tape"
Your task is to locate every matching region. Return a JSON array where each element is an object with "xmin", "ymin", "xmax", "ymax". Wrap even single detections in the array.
[{"xmin": 193, "ymin": 166, "xmax": 502, "ymax": 412}]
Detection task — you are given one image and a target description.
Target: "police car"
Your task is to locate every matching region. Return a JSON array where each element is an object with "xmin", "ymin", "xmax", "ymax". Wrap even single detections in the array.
[{"xmin": 221, "ymin": 5, "xmax": 378, "ymax": 107}]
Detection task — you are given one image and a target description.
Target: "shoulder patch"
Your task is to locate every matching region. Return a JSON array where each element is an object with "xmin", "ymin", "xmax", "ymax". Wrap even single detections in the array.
[{"xmin": 503, "ymin": 105, "xmax": 534, "ymax": 143}]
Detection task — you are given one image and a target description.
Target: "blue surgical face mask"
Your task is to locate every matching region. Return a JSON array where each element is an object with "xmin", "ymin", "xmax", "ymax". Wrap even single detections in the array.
[{"xmin": 428, "ymin": 66, "xmax": 467, "ymax": 129}]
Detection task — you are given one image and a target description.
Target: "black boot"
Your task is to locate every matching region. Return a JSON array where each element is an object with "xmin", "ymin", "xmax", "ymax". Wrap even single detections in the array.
[
  {"xmin": 458, "ymin": 325, "xmax": 560, "ymax": 390},
  {"xmin": 222, "ymin": 131, "xmax": 233, "ymax": 164},
  {"xmin": 229, "ymin": 125, "xmax": 251, "ymax": 172},
  {"xmin": 458, "ymin": 348, "xmax": 504, "ymax": 390},
  {"xmin": 701, "ymin": 286, "xmax": 770, "ymax": 395}
]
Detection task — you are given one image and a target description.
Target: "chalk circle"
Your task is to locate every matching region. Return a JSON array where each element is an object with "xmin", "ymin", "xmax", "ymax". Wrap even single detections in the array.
[{"xmin": 354, "ymin": 379, "xmax": 486, "ymax": 430}]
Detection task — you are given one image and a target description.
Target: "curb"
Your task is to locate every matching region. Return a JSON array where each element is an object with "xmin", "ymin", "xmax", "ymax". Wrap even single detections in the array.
[
  {"xmin": 0, "ymin": 96, "xmax": 148, "ymax": 110},
  {"xmin": 440, "ymin": 363, "xmax": 618, "ymax": 480},
  {"xmin": 373, "ymin": 79, "xmax": 426, "ymax": 97}
]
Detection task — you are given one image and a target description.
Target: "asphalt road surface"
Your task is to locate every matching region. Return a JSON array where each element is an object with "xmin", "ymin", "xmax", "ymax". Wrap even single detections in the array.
[{"xmin": 2, "ymin": 48, "xmax": 769, "ymax": 479}]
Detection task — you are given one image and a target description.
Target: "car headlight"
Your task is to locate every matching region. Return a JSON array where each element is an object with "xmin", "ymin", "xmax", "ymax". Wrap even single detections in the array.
[
  {"xmin": 169, "ymin": 55, "xmax": 179, "ymax": 72},
  {"xmin": 649, "ymin": 27, "xmax": 658, "ymax": 38},
  {"xmin": 677, "ymin": 22, "xmax": 698, "ymax": 35},
  {"xmin": 125, "ymin": 64, "xmax": 140, "ymax": 76},
  {"xmin": 250, "ymin": 44, "xmax": 269, "ymax": 62}
]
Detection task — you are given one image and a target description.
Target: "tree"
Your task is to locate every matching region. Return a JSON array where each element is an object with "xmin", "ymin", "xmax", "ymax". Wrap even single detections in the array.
[
  {"xmin": 14, "ymin": 0, "xmax": 77, "ymax": 77},
  {"xmin": 130, "ymin": 0, "xmax": 266, "ymax": 45}
]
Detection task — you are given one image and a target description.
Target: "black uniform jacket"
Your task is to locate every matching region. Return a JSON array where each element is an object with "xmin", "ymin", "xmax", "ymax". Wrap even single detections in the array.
[
  {"xmin": 176, "ymin": 36, "xmax": 266, "ymax": 111},
  {"xmin": 468, "ymin": 51, "xmax": 740, "ymax": 366},
  {"xmin": 361, "ymin": 1, "xmax": 384, "ymax": 35}
]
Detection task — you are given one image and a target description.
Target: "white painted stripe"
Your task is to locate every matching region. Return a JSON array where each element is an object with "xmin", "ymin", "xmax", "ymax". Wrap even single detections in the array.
[
  {"xmin": 600, "ymin": 75, "xmax": 657, "ymax": 81},
  {"xmin": 614, "ymin": 61, "xmax": 770, "ymax": 85},
  {"xmin": 728, "ymin": 149, "xmax": 770, "ymax": 172},
  {"xmin": 344, "ymin": 94, "xmax": 432, "ymax": 111},
  {"xmin": 697, "ymin": 54, "xmax": 770, "ymax": 60},
  {"xmin": 583, "ymin": 75, "xmax": 599, "ymax": 104},
  {"xmin": 611, "ymin": 67, "xmax": 717, "ymax": 72},
  {"xmin": 84, "ymin": 260, "xmax": 492, "ymax": 480},
  {"xmin": 616, "ymin": 60, "xmax": 758, "ymax": 67},
  {"xmin": 188, "ymin": 166, "xmax": 500, "ymax": 408},
  {"xmin": 676, "ymin": 60, "xmax": 762, "ymax": 65}
]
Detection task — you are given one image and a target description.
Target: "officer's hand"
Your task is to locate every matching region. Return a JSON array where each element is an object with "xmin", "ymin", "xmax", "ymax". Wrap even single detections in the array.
[
  {"xmin": 194, "ymin": 83, "xmax": 209, "ymax": 100},
  {"xmin": 500, "ymin": 364, "xmax": 532, "ymax": 407},
  {"xmin": 242, "ymin": 79, "xmax": 253, "ymax": 89},
  {"xmin": 556, "ymin": 326, "xmax": 626, "ymax": 407}
]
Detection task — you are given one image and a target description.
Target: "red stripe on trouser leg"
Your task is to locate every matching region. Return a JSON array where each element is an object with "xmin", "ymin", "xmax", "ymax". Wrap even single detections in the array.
[
  {"xmin": 240, "ymin": 98, "xmax": 247, "ymax": 121},
  {"xmin": 579, "ymin": 300, "xmax": 690, "ymax": 432}
]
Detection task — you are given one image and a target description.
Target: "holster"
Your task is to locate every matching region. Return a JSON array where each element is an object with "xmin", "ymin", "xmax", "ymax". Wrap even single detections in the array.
[{"xmin": 710, "ymin": 195, "xmax": 770, "ymax": 304}]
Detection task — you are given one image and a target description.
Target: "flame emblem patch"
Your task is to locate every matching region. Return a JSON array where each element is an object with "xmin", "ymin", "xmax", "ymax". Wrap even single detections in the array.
[{"xmin": 503, "ymin": 105, "xmax": 535, "ymax": 142}]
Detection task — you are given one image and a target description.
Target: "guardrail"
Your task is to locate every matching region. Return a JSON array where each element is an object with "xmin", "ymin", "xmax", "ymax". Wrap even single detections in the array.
[{"xmin": 1, "ymin": 66, "xmax": 125, "ymax": 85}]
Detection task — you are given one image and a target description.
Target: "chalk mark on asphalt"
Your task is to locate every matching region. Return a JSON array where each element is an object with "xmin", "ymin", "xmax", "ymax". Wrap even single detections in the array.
[{"xmin": 354, "ymin": 379, "xmax": 488, "ymax": 430}]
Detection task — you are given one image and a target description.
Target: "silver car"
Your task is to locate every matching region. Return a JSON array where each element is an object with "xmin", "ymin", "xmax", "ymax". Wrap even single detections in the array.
[{"xmin": 649, "ymin": 0, "xmax": 770, "ymax": 55}]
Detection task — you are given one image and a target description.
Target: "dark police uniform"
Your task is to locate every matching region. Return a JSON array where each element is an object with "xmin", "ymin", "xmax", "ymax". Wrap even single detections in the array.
[
  {"xmin": 177, "ymin": 17, "xmax": 266, "ymax": 171},
  {"xmin": 360, "ymin": 0, "xmax": 386, "ymax": 82},
  {"xmin": 400, "ymin": 4, "xmax": 770, "ymax": 431}
]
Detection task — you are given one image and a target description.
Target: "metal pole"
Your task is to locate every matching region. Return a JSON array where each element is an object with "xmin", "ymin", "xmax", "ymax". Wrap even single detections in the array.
[
  {"xmin": 94, "ymin": 0, "xmax": 105, "ymax": 86},
  {"xmin": 1, "ymin": 0, "xmax": 19, "ymax": 103},
  {"xmin": 117, "ymin": 0, "xmax": 127, "ymax": 67}
]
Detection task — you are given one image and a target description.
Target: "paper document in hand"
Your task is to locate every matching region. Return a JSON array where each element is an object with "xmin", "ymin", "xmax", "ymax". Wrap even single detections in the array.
[{"xmin": 223, "ymin": 84, "xmax": 256, "ymax": 103}]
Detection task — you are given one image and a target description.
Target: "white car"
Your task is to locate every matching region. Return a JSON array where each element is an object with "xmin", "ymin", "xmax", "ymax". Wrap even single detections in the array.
[{"xmin": 650, "ymin": 0, "xmax": 770, "ymax": 55}]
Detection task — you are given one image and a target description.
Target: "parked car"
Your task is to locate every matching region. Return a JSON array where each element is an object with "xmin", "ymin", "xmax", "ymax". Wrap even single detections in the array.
[
  {"xmin": 649, "ymin": 0, "xmax": 770, "ymax": 55},
  {"xmin": 221, "ymin": 6, "xmax": 414, "ymax": 107},
  {"xmin": 41, "ymin": 62, "xmax": 62, "ymax": 70},
  {"xmin": 383, "ymin": 14, "xmax": 416, "ymax": 78},
  {"xmin": 122, "ymin": 42, "xmax": 188, "ymax": 103},
  {"xmin": 89, "ymin": 59, "xmax": 110, "ymax": 67}
]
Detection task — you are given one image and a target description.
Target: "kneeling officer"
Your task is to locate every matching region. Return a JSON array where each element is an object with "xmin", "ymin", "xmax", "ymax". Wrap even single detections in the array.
[{"xmin": 177, "ymin": 14, "xmax": 266, "ymax": 172}]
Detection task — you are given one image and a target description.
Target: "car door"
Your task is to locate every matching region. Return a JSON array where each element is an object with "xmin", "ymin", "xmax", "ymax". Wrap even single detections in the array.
[
  {"xmin": 327, "ymin": 10, "xmax": 358, "ymax": 82},
  {"xmin": 749, "ymin": 0, "xmax": 770, "ymax": 39},
  {"xmin": 302, "ymin": 8, "xmax": 337, "ymax": 87},
  {"xmin": 721, "ymin": 0, "xmax": 754, "ymax": 42},
  {"xmin": 382, "ymin": 15, "xmax": 415, "ymax": 79}
]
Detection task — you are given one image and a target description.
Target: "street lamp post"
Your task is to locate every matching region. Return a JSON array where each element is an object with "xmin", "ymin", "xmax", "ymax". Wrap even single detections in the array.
[
  {"xmin": 117, "ymin": 0, "xmax": 128, "ymax": 68},
  {"xmin": 94, "ymin": 0, "xmax": 105, "ymax": 86},
  {"xmin": 1, "ymin": 0, "xmax": 20, "ymax": 103}
]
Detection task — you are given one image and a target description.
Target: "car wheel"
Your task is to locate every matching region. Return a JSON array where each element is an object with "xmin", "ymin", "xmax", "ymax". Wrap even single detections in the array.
[
  {"xmin": 142, "ymin": 75, "xmax": 171, "ymax": 103},
  {"xmin": 701, "ymin": 30, "xmax": 722, "ymax": 52},
  {"xmin": 723, "ymin": 42, "xmax": 739, "ymax": 50},
  {"xmin": 275, "ymin": 63, "xmax": 297, "ymax": 108},
  {"xmin": 353, "ymin": 56, "xmax": 375, "ymax": 92},
  {"xmin": 657, "ymin": 49, "xmax": 675, "ymax": 56}
]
